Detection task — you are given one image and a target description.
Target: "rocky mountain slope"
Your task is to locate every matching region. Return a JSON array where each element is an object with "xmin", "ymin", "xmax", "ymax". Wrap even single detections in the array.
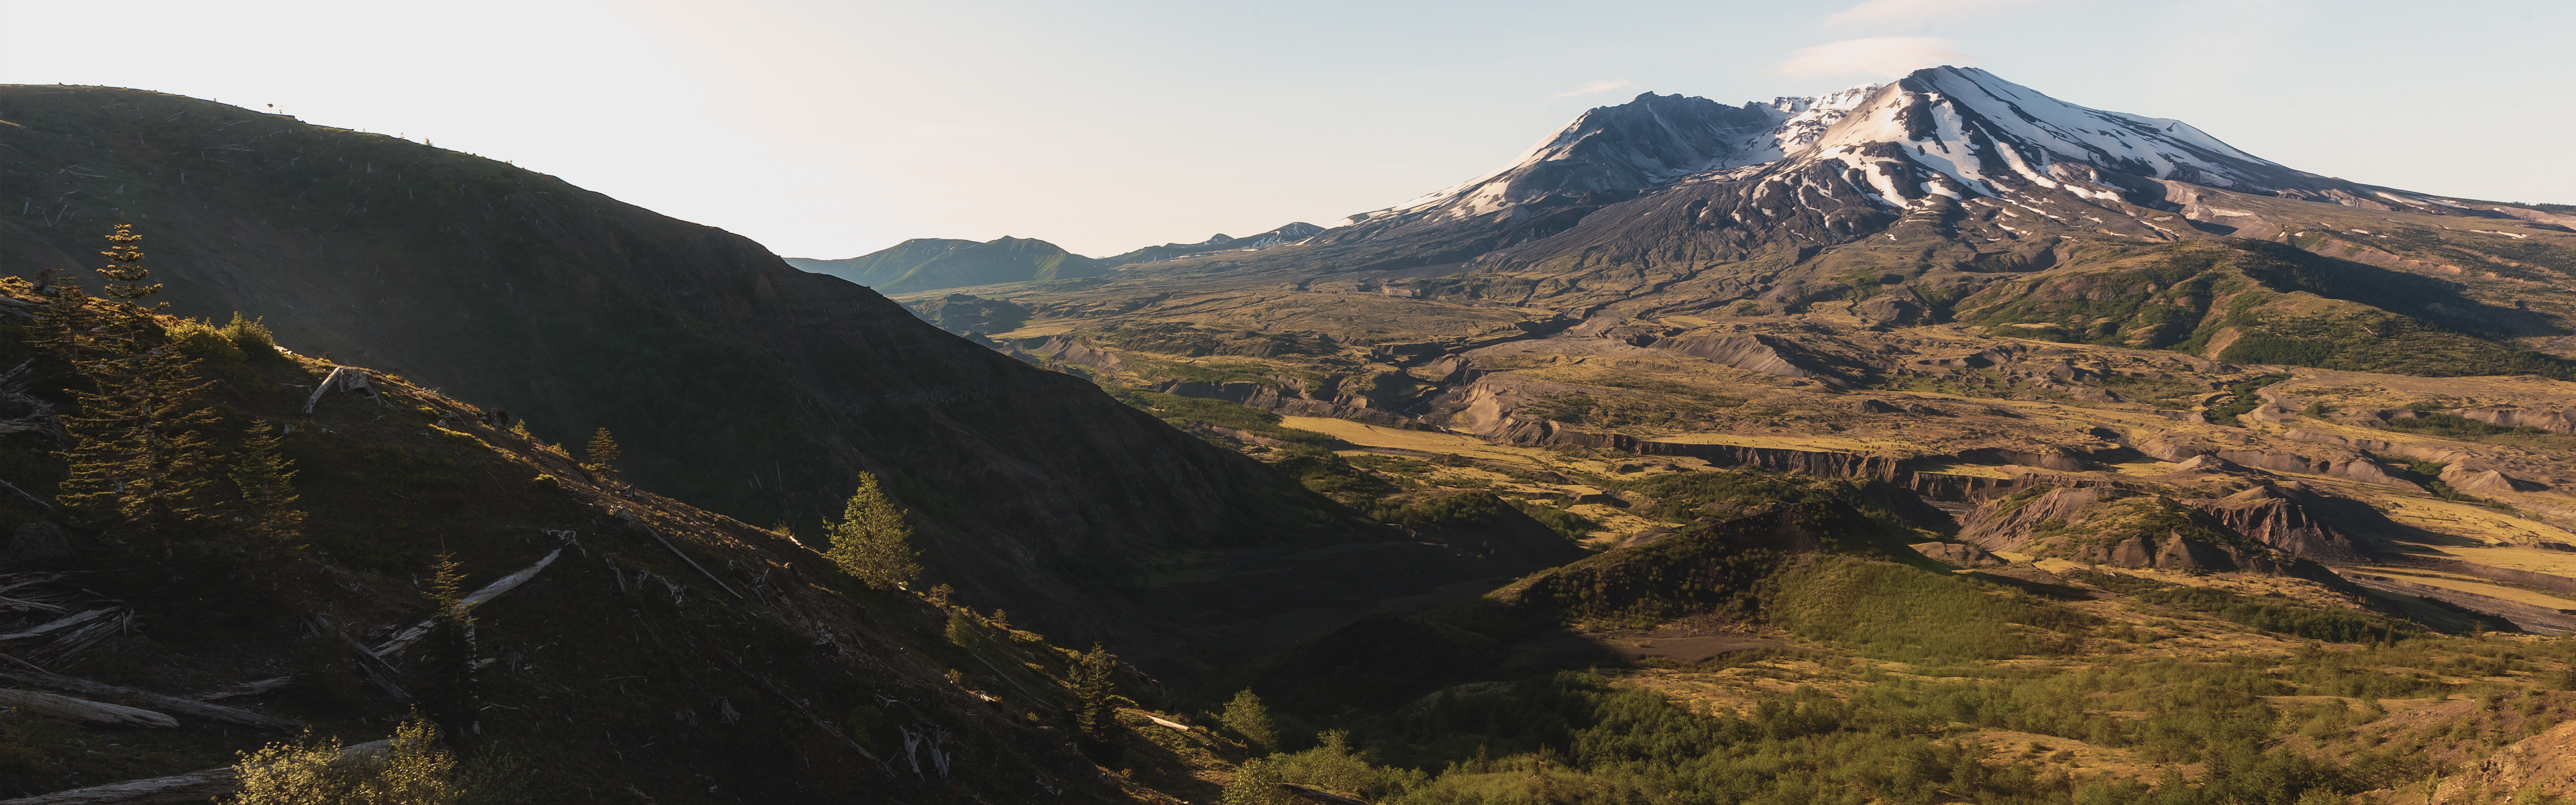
[{"xmin": 1095, "ymin": 223, "xmax": 1327, "ymax": 267}]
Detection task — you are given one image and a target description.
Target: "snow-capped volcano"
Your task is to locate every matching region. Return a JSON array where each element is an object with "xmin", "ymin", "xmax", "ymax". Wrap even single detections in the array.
[{"xmin": 1348, "ymin": 66, "xmax": 2439, "ymax": 231}]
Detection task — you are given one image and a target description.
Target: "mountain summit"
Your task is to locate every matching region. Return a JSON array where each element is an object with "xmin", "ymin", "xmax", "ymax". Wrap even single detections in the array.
[{"xmin": 1315, "ymin": 66, "xmax": 2487, "ymax": 263}]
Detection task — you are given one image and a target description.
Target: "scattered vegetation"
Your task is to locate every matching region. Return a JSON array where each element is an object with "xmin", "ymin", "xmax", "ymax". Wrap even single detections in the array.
[
  {"xmin": 2137, "ymin": 586, "xmax": 2420, "ymax": 643},
  {"xmin": 2206, "ymin": 373, "xmax": 2288, "ymax": 426}
]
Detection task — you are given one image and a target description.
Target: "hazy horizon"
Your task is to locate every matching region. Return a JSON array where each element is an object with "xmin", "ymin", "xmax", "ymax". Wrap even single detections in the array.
[{"xmin": 5, "ymin": 0, "xmax": 2569, "ymax": 260}]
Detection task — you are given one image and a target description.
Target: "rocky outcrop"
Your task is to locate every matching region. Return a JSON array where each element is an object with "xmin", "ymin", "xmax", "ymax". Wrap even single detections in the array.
[
  {"xmin": 1017, "ymin": 334, "xmax": 1128, "ymax": 371},
  {"xmin": 1146, "ymin": 374, "xmax": 1424, "ymax": 427},
  {"xmin": 2443, "ymin": 464, "xmax": 2546, "ymax": 495},
  {"xmin": 2195, "ymin": 485, "xmax": 2365, "ymax": 561},
  {"xmin": 1641, "ymin": 333, "xmax": 1853, "ymax": 386},
  {"xmin": 1957, "ymin": 486, "xmax": 2308, "ymax": 574},
  {"xmin": 2452, "ymin": 402, "xmax": 2576, "ymax": 433}
]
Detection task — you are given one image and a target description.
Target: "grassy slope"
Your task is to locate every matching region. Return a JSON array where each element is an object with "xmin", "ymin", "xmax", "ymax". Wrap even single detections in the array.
[
  {"xmin": 1955, "ymin": 239, "xmax": 2575, "ymax": 377},
  {"xmin": 0, "ymin": 86, "xmax": 1450, "ymax": 678},
  {"xmin": 0, "ymin": 288, "xmax": 1232, "ymax": 803}
]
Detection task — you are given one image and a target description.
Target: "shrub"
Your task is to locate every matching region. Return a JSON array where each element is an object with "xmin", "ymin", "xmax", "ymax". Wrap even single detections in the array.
[
  {"xmin": 230, "ymin": 718, "xmax": 455, "ymax": 804},
  {"xmin": 1222, "ymin": 689, "xmax": 1278, "ymax": 750}
]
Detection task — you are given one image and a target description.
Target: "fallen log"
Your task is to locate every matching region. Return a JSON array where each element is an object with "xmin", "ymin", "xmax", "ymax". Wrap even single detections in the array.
[
  {"xmin": 0, "ymin": 607, "xmax": 115, "ymax": 642},
  {"xmin": 300, "ymin": 366, "xmax": 348, "ymax": 413},
  {"xmin": 300, "ymin": 367, "xmax": 388, "ymax": 414},
  {"xmin": 343, "ymin": 637, "xmax": 409, "ymax": 701},
  {"xmin": 0, "ymin": 739, "xmax": 390, "ymax": 805},
  {"xmin": 370, "ymin": 547, "xmax": 561, "ymax": 657},
  {"xmin": 620, "ymin": 511, "xmax": 741, "ymax": 600},
  {"xmin": 0, "ymin": 655, "xmax": 301, "ymax": 732},
  {"xmin": 197, "ymin": 676, "xmax": 293, "ymax": 700},
  {"xmin": 0, "ymin": 688, "xmax": 176, "ymax": 729}
]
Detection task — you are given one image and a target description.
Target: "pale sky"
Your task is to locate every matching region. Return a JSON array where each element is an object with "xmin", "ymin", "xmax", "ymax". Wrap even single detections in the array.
[{"xmin": 3, "ymin": 1, "xmax": 2568, "ymax": 259}]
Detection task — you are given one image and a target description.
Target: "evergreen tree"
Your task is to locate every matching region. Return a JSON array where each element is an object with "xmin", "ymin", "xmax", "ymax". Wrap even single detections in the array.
[
  {"xmin": 93, "ymin": 223, "xmax": 162, "ymax": 303},
  {"xmin": 824, "ymin": 472, "xmax": 919, "ymax": 590},
  {"xmin": 415, "ymin": 553, "xmax": 477, "ymax": 741},
  {"xmin": 56, "ymin": 337, "xmax": 223, "ymax": 537},
  {"xmin": 1071, "ymin": 642, "xmax": 1120, "ymax": 746},
  {"xmin": 583, "ymin": 427, "xmax": 622, "ymax": 483},
  {"xmin": 1222, "ymin": 688, "xmax": 1277, "ymax": 750},
  {"xmin": 230, "ymin": 424, "xmax": 305, "ymax": 548}
]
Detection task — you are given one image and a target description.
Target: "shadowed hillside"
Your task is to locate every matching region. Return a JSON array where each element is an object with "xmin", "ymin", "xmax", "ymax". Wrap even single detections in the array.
[{"xmin": 0, "ymin": 87, "xmax": 1520, "ymax": 678}]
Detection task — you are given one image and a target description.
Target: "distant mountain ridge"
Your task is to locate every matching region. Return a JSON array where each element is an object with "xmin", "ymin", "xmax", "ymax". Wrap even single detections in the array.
[
  {"xmin": 786, "ymin": 235, "xmax": 1104, "ymax": 292},
  {"xmin": 1097, "ymin": 221, "xmax": 1326, "ymax": 266}
]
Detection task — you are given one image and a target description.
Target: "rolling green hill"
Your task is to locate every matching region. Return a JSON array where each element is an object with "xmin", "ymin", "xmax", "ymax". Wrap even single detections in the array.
[{"xmin": 788, "ymin": 235, "xmax": 1105, "ymax": 292}]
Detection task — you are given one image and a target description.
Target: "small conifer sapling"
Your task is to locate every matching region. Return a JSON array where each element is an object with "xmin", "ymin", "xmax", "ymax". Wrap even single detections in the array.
[
  {"xmin": 584, "ymin": 427, "xmax": 623, "ymax": 484},
  {"xmin": 825, "ymin": 472, "xmax": 920, "ymax": 590},
  {"xmin": 415, "ymin": 553, "xmax": 478, "ymax": 741},
  {"xmin": 94, "ymin": 223, "xmax": 164, "ymax": 305}
]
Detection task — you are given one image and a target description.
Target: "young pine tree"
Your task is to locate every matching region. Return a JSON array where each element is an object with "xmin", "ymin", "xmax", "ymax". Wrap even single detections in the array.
[
  {"xmin": 94, "ymin": 223, "xmax": 164, "ymax": 305},
  {"xmin": 1071, "ymin": 643, "xmax": 1121, "ymax": 745},
  {"xmin": 57, "ymin": 338, "xmax": 224, "ymax": 537},
  {"xmin": 230, "ymin": 424, "xmax": 306, "ymax": 548},
  {"xmin": 825, "ymin": 472, "xmax": 919, "ymax": 590},
  {"xmin": 414, "ymin": 553, "xmax": 478, "ymax": 741},
  {"xmin": 583, "ymin": 427, "xmax": 622, "ymax": 483}
]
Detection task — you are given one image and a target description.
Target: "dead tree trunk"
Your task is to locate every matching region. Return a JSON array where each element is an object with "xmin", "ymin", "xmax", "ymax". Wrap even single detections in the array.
[{"xmin": 0, "ymin": 688, "xmax": 177, "ymax": 728}]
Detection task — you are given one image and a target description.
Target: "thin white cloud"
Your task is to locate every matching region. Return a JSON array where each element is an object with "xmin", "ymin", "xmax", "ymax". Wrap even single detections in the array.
[
  {"xmin": 1769, "ymin": 37, "xmax": 1975, "ymax": 79},
  {"xmin": 1553, "ymin": 77, "xmax": 1635, "ymax": 97},
  {"xmin": 1824, "ymin": 0, "xmax": 2052, "ymax": 26}
]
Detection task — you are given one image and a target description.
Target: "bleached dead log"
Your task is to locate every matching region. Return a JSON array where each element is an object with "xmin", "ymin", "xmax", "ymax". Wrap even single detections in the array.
[
  {"xmin": 0, "ymin": 688, "xmax": 177, "ymax": 728},
  {"xmin": 197, "ymin": 676, "xmax": 293, "ymax": 700},
  {"xmin": 0, "ymin": 739, "xmax": 390, "ymax": 805},
  {"xmin": 0, "ymin": 656, "xmax": 300, "ymax": 731},
  {"xmin": 299, "ymin": 367, "xmax": 390, "ymax": 414},
  {"xmin": 30, "ymin": 613, "xmax": 123, "ymax": 664},
  {"xmin": 0, "ymin": 607, "xmax": 115, "ymax": 641},
  {"xmin": 370, "ymin": 547, "xmax": 561, "ymax": 658},
  {"xmin": 301, "ymin": 366, "xmax": 347, "ymax": 413},
  {"xmin": 0, "ymin": 596, "xmax": 64, "ymax": 614},
  {"xmin": 619, "ymin": 511, "xmax": 742, "ymax": 600}
]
